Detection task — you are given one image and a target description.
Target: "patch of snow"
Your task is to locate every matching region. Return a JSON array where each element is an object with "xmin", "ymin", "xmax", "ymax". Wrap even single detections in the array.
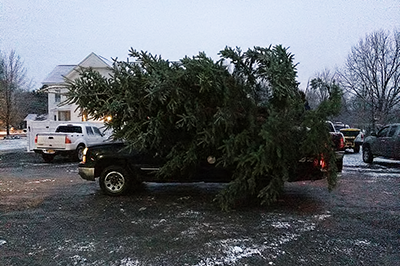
[
  {"xmin": 57, "ymin": 240, "xmax": 95, "ymax": 252},
  {"xmin": 193, "ymin": 212, "xmax": 333, "ymax": 265},
  {"xmin": 0, "ymin": 137, "xmax": 27, "ymax": 151},
  {"xmin": 111, "ymin": 258, "xmax": 141, "ymax": 266},
  {"xmin": 271, "ymin": 221, "xmax": 291, "ymax": 229},
  {"xmin": 354, "ymin": 239, "xmax": 371, "ymax": 246}
]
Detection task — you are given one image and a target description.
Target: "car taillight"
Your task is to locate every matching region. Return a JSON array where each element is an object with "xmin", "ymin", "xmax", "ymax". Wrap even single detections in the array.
[{"xmin": 65, "ymin": 136, "xmax": 72, "ymax": 144}]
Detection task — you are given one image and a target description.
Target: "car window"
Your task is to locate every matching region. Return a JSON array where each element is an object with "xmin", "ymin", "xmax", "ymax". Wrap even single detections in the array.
[
  {"xmin": 388, "ymin": 125, "xmax": 398, "ymax": 137},
  {"xmin": 327, "ymin": 122, "xmax": 335, "ymax": 133},
  {"xmin": 92, "ymin": 127, "xmax": 102, "ymax": 136},
  {"xmin": 86, "ymin": 126, "xmax": 94, "ymax": 135},
  {"xmin": 377, "ymin": 126, "xmax": 390, "ymax": 138},
  {"xmin": 56, "ymin": 126, "xmax": 82, "ymax": 133}
]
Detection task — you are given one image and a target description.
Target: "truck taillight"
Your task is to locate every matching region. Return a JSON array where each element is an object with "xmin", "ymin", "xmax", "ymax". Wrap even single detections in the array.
[
  {"xmin": 339, "ymin": 135, "xmax": 345, "ymax": 150},
  {"xmin": 65, "ymin": 136, "xmax": 72, "ymax": 144},
  {"xmin": 313, "ymin": 156, "xmax": 327, "ymax": 170},
  {"xmin": 320, "ymin": 157, "xmax": 327, "ymax": 169},
  {"xmin": 34, "ymin": 135, "xmax": 38, "ymax": 144}
]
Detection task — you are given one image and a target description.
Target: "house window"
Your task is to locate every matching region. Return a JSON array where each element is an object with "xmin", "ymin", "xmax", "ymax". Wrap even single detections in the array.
[
  {"xmin": 58, "ymin": 111, "xmax": 71, "ymax": 121},
  {"xmin": 55, "ymin": 90, "xmax": 61, "ymax": 103}
]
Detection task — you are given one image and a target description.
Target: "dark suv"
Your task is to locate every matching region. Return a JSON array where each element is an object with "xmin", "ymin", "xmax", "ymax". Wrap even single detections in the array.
[{"xmin": 362, "ymin": 123, "xmax": 400, "ymax": 163}]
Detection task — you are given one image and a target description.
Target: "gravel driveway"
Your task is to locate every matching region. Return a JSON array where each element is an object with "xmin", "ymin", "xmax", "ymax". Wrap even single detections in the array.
[{"xmin": 0, "ymin": 148, "xmax": 399, "ymax": 265}]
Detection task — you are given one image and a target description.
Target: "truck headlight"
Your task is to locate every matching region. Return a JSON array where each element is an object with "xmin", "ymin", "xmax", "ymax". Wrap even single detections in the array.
[{"xmin": 82, "ymin": 147, "xmax": 89, "ymax": 163}]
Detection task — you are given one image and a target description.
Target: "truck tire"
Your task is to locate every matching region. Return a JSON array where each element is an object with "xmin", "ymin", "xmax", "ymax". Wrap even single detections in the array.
[
  {"xmin": 336, "ymin": 157, "xmax": 343, "ymax": 172},
  {"xmin": 362, "ymin": 145, "xmax": 373, "ymax": 163},
  {"xmin": 42, "ymin": 154, "xmax": 55, "ymax": 163},
  {"xmin": 354, "ymin": 144, "xmax": 360, "ymax": 153},
  {"xmin": 75, "ymin": 145, "xmax": 85, "ymax": 162},
  {"xmin": 99, "ymin": 166, "xmax": 130, "ymax": 196}
]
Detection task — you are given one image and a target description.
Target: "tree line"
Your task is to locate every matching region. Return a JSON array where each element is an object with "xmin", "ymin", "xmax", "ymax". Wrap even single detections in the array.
[
  {"xmin": 0, "ymin": 50, "xmax": 47, "ymax": 135},
  {"xmin": 306, "ymin": 29, "xmax": 400, "ymax": 132}
]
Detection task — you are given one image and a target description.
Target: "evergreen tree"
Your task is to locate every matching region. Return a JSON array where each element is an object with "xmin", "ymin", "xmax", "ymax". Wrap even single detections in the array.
[{"xmin": 66, "ymin": 46, "xmax": 341, "ymax": 209}]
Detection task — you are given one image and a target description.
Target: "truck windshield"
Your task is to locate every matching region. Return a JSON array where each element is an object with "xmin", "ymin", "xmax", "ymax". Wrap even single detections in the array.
[{"xmin": 56, "ymin": 126, "xmax": 82, "ymax": 133}]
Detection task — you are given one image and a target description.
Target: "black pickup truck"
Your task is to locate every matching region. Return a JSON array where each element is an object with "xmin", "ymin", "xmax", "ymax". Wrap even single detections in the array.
[{"xmin": 78, "ymin": 122, "xmax": 345, "ymax": 196}]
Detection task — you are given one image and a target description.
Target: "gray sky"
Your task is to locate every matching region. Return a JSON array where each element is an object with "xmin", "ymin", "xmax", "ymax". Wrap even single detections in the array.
[{"xmin": 1, "ymin": 0, "xmax": 399, "ymax": 90}]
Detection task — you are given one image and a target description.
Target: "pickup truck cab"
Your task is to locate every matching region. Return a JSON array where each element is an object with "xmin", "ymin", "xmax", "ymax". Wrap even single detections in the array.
[
  {"xmin": 34, "ymin": 123, "xmax": 106, "ymax": 162},
  {"xmin": 79, "ymin": 142, "xmax": 233, "ymax": 196},
  {"xmin": 362, "ymin": 123, "xmax": 400, "ymax": 163}
]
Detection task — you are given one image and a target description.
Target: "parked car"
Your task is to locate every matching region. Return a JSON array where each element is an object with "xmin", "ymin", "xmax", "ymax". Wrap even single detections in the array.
[
  {"xmin": 34, "ymin": 123, "xmax": 107, "ymax": 162},
  {"xmin": 333, "ymin": 122, "xmax": 348, "ymax": 131},
  {"xmin": 340, "ymin": 128, "xmax": 364, "ymax": 153},
  {"xmin": 362, "ymin": 123, "xmax": 400, "ymax": 163},
  {"xmin": 326, "ymin": 121, "xmax": 346, "ymax": 171}
]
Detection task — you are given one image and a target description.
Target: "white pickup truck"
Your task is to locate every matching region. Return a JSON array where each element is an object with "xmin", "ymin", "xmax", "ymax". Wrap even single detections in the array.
[{"xmin": 34, "ymin": 124, "xmax": 107, "ymax": 162}]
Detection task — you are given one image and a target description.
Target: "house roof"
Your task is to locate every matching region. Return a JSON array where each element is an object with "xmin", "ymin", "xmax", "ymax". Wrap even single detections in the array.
[
  {"xmin": 42, "ymin": 65, "xmax": 76, "ymax": 85},
  {"xmin": 77, "ymin": 52, "xmax": 112, "ymax": 68},
  {"xmin": 42, "ymin": 52, "xmax": 112, "ymax": 86}
]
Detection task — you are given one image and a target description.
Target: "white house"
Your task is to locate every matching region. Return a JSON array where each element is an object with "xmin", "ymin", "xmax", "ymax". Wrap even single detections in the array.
[
  {"xmin": 42, "ymin": 52, "xmax": 112, "ymax": 122},
  {"xmin": 26, "ymin": 53, "xmax": 113, "ymax": 151}
]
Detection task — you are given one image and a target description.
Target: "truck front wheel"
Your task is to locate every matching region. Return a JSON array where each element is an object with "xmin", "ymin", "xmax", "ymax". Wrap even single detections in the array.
[{"xmin": 99, "ymin": 166, "xmax": 130, "ymax": 196}]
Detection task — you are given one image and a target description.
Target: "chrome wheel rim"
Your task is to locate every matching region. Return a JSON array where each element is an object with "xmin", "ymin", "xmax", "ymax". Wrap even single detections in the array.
[
  {"xmin": 104, "ymin": 171, "xmax": 126, "ymax": 193},
  {"xmin": 77, "ymin": 147, "xmax": 84, "ymax": 161}
]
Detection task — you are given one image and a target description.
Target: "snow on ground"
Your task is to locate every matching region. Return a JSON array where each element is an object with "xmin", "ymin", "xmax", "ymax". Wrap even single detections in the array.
[{"xmin": 0, "ymin": 137, "xmax": 28, "ymax": 151}]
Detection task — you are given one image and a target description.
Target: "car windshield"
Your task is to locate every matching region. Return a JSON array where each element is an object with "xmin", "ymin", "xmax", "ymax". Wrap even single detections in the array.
[{"xmin": 334, "ymin": 125, "xmax": 347, "ymax": 131}]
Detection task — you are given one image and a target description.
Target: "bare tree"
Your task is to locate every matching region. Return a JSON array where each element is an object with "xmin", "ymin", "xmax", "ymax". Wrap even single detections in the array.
[
  {"xmin": 0, "ymin": 50, "xmax": 28, "ymax": 136},
  {"xmin": 305, "ymin": 69, "xmax": 341, "ymax": 108},
  {"xmin": 339, "ymin": 30, "xmax": 400, "ymax": 129}
]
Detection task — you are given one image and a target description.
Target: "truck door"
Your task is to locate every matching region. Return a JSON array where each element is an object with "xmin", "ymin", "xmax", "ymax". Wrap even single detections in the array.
[
  {"xmin": 385, "ymin": 125, "xmax": 399, "ymax": 159},
  {"xmin": 92, "ymin": 126, "xmax": 105, "ymax": 143},
  {"xmin": 372, "ymin": 126, "xmax": 390, "ymax": 156},
  {"xmin": 85, "ymin": 126, "xmax": 96, "ymax": 146}
]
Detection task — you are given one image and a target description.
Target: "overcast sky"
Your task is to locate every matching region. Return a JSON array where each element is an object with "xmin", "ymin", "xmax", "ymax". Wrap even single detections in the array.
[{"xmin": 1, "ymin": 0, "xmax": 399, "ymax": 90}]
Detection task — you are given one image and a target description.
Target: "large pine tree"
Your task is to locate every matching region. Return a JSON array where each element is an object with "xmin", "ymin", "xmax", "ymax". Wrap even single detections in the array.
[{"xmin": 66, "ymin": 45, "xmax": 341, "ymax": 209}]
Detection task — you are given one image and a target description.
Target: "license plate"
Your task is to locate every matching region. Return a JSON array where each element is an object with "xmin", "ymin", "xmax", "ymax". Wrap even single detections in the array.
[{"xmin": 44, "ymin": 149, "xmax": 55, "ymax": 154}]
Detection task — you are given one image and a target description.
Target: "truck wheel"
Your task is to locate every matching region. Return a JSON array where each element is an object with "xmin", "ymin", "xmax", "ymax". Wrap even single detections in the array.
[
  {"xmin": 99, "ymin": 166, "xmax": 130, "ymax": 196},
  {"xmin": 362, "ymin": 146, "xmax": 373, "ymax": 163},
  {"xmin": 75, "ymin": 145, "xmax": 85, "ymax": 162},
  {"xmin": 354, "ymin": 144, "xmax": 360, "ymax": 153},
  {"xmin": 42, "ymin": 154, "xmax": 55, "ymax": 163},
  {"xmin": 336, "ymin": 157, "xmax": 343, "ymax": 172}
]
